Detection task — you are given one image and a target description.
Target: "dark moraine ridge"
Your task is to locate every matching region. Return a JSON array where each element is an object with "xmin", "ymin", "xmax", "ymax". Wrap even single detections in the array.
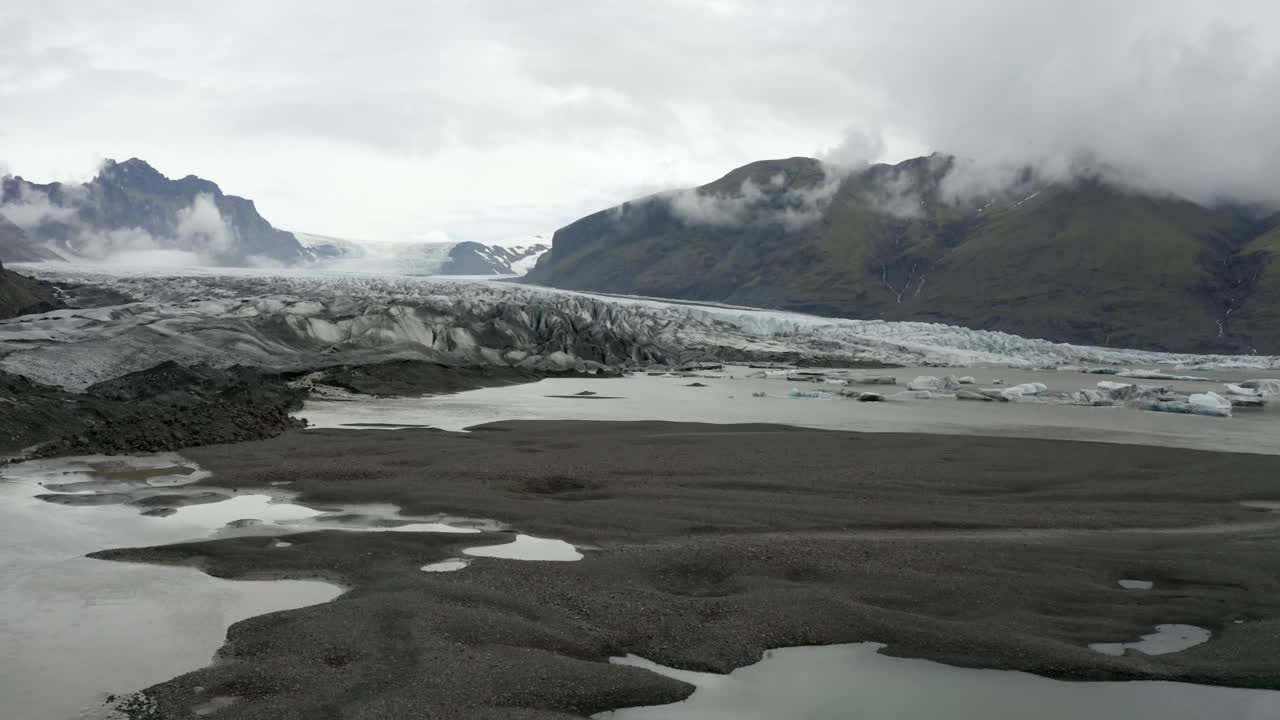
[
  {"xmin": 0, "ymin": 259, "xmax": 65, "ymax": 319},
  {"xmin": 0, "ymin": 360, "xmax": 562, "ymax": 460},
  {"xmin": 94, "ymin": 422, "xmax": 1280, "ymax": 719}
]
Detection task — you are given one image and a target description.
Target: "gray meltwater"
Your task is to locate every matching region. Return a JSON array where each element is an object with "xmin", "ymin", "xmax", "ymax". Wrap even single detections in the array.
[
  {"xmin": 0, "ymin": 457, "xmax": 342, "ymax": 720},
  {"xmin": 597, "ymin": 644, "xmax": 1280, "ymax": 720}
]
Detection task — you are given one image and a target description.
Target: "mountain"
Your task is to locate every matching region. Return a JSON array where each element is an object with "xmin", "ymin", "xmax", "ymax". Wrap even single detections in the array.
[
  {"xmin": 295, "ymin": 232, "xmax": 550, "ymax": 276},
  {"xmin": 442, "ymin": 241, "xmax": 550, "ymax": 275},
  {"xmin": 524, "ymin": 154, "xmax": 1280, "ymax": 354},
  {"xmin": 0, "ymin": 215, "xmax": 61, "ymax": 263},
  {"xmin": 0, "ymin": 261, "xmax": 64, "ymax": 319},
  {"xmin": 1, "ymin": 158, "xmax": 308, "ymax": 266}
]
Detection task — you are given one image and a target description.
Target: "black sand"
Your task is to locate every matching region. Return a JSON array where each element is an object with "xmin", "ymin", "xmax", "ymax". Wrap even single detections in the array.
[
  {"xmin": 0, "ymin": 359, "xmax": 574, "ymax": 460},
  {"xmin": 94, "ymin": 422, "xmax": 1280, "ymax": 719}
]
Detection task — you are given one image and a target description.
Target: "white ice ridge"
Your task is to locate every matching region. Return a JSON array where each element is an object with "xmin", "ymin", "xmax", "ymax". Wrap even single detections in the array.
[{"xmin": 4, "ymin": 264, "xmax": 1279, "ymax": 389}]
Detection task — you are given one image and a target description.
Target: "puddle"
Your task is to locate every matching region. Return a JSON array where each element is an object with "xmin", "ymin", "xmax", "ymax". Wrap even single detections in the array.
[
  {"xmin": 193, "ymin": 695, "xmax": 240, "ymax": 716},
  {"xmin": 1090, "ymin": 624, "xmax": 1212, "ymax": 656},
  {"xmin": 0, "ymin": 457, "xmax": 342, "ymax": 720},
  {"xmin": 464, "ymin": 534, "xmax": 583, "ymax": 561},
  {"xmin": 421, "ymin": 558, "xmax": 470, "ymax": 572},
  {"xmin": 28, "ymin": 458, "xmax": 501, "ymax": 538},
  {"xmin": 596, "ymin": 643, "xmax": 1280, "ymax": 720},
  {"xmin": 0, "ymin": 454, "xmax": 574, "ymax": 716},
  {"xmin": 170, "ymin": 494, "xmax": 327, "ymax": 528},
  {"xmin": 1117, "ymin": 579, "xmax": 1154, "ymax": 590}
]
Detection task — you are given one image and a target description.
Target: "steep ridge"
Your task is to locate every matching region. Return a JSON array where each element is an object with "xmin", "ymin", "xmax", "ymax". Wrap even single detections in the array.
[
  {"xmin": 0, "ymin": 215, "xmax": 61, "ymax": 263},
  {"xmin": 525, "ymin": 155, "xmax": 1280, "ymax": 353}
]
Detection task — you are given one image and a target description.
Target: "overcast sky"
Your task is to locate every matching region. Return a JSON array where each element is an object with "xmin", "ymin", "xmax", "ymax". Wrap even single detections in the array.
[{"xmin": 3, "ymin": 1, "xmax": 1279, "ymax": 243}]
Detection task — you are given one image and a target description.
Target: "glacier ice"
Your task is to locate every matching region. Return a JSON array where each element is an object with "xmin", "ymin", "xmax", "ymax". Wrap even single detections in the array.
[{"xmin": 4, "ymin": 264, "xmax": 1280, "ymax": 390}]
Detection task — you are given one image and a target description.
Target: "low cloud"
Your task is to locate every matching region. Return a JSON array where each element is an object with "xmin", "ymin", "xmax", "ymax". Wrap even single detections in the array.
[
  {"xmin": 1, "ymin": 185, "xmax": 245, "ymax": 265},
  {"xmin": 175, "ymin": 194, "xmax": 238, "ymax": 256},
  {"xmin": 666, "ymin": 164, "xmax": 845, "ymax": 231},
  {"xmin": 0, "ymin": 184, "xmax": 80, "ymax": 229}
]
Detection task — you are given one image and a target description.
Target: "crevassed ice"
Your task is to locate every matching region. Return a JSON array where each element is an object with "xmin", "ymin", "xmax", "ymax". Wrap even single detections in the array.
[{"xmin": 7, "ymin": 265, "xmax": 1280, "ymax": 377}]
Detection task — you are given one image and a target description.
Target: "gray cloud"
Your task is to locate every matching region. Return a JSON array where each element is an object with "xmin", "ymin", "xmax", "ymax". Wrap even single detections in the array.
[
  {"xmin": 666, "ymin": 164, "xmax": 845, "ymax": 230},
  {"xmin": 3, "ymin": 0, "xmax": 1279, "ymax": 246},
  {"xmin": 1, "ymin": 185, "xmax": 246, "ymax": 266}
]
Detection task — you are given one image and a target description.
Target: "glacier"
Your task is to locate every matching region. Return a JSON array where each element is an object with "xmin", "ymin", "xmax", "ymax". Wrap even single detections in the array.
[{"xmin": 3, "ymin": 263, "xmax": 1280, "ymax": 389}]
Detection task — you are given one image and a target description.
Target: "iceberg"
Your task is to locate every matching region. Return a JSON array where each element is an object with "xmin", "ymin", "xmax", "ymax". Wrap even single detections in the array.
[
  {"xmin": 1237, "ymin": 379, "xmax": 1280, "ymax": 397},
  {"xmin": 1116, "ymin": 370, "xmax": 1210, "ymax": 381},
  {"xmin": 1189, "ymin": 392, "xmax": 1233, "ymax": 416},
  {"xmin": 1135, "ymin": 393, "xmax": 1232, "ymax": 418},
  {"xmin": 998, "ymin": 382, "xmax": 1048, "ymax": 399},
  {"xmin": 786, "ymin": 388, "xmax": 829, "ymax": 399},
  {"xmin": 907, "ymin": 375, "xmax": 963, "ymax": 392}
]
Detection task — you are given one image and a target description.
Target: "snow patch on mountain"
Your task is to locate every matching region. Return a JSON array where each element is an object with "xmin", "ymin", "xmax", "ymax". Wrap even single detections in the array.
[{"xmin": 293, "ymin": 232, "xmax": 549, "ymax": 276}]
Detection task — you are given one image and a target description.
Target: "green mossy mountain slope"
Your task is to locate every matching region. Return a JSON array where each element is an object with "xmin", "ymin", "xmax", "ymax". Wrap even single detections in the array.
[{"xmin": 526, "ymin": 155, "xmax": 1280, "ymax": 353}]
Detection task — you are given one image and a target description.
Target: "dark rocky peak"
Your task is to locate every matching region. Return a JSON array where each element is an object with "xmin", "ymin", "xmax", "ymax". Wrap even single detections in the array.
[
  {"xmin": 96, "ymin": 158, "xmax": 170, "ymax": 191},
  {"xmin": 94, "ymin": 159, "xmax": 225, "ymax": 204}
]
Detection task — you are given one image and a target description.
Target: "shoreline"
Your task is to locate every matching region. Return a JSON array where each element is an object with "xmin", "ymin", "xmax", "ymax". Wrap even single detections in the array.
[{"xmin": 82, "ymin": 421, "xmax": 1280, "ymax": 718}]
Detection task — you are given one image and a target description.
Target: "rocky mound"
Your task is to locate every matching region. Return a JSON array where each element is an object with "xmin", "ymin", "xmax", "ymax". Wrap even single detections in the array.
[
  {"xmin": 0, "ymin": 260, "xmax": 65, "ymax": 320},
  {"xmin": 0, "ymin": 362, "xmax": 306, "ymax": 458}
]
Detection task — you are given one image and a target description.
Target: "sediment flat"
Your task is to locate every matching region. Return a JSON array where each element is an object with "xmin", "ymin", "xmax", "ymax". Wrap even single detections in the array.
[{"xmin": 95, "ymin": 422, "xmax": 1280, "ymax": 719}]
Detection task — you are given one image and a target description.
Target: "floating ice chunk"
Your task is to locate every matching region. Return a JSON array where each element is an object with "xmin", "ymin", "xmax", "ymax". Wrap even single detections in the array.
[
  {"xmin": 1117, "ymin": 370, "xmax": 1210, "ymax": 381},
  {"xmin": 999, "ymin": 382, "xmax": 1048, "ymax": 399},
  {"xmin": 1136, "ymin": 398, "xmax": 1231, "ymax": 418},
  {"xmin": 1071, "ymin": 389, "xmax": 1111, "ymax": 406},
  {"xmin": 1090, "ymin": 624, "xmax": 1211, "ymax": 656},
  {"xmin": 786, "ymin": 388, "xmax": 829, "ymax": 399},
  {"xmin": 1230, "ymin": 397, "xmax": 1266, "ymax": 408},
  {"xmin": 421, "ymin": 558, "xmax": 470, "ymax": 572},
  {"xmin": 893, "ymin": 390, "xmax": 933, "ymax": 400},
  {"xmin": 907, "ymin": 375, "xmax": 962, "ymax": 392},
  {"xmin": 464, "ymin": 534, "xmax": 583, "ymax": 561},
  {"xmin": 1238, "ymin": 379, "xmax": 1280, "ymax": 396},
  {"xmin": 1189, "ymin": 392, "xmax": 1232, "ymax": 417},
  {"xmin": 907, "ymin": 376, "xmax": 941, "ymax": 391},
  {"xmin": 958, "ymin": 376, "xmax": 976, "ymax": 384},
  {"xmin": 1118, "ymin": 579, "xmax": 1154, "ymax": 590}
]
